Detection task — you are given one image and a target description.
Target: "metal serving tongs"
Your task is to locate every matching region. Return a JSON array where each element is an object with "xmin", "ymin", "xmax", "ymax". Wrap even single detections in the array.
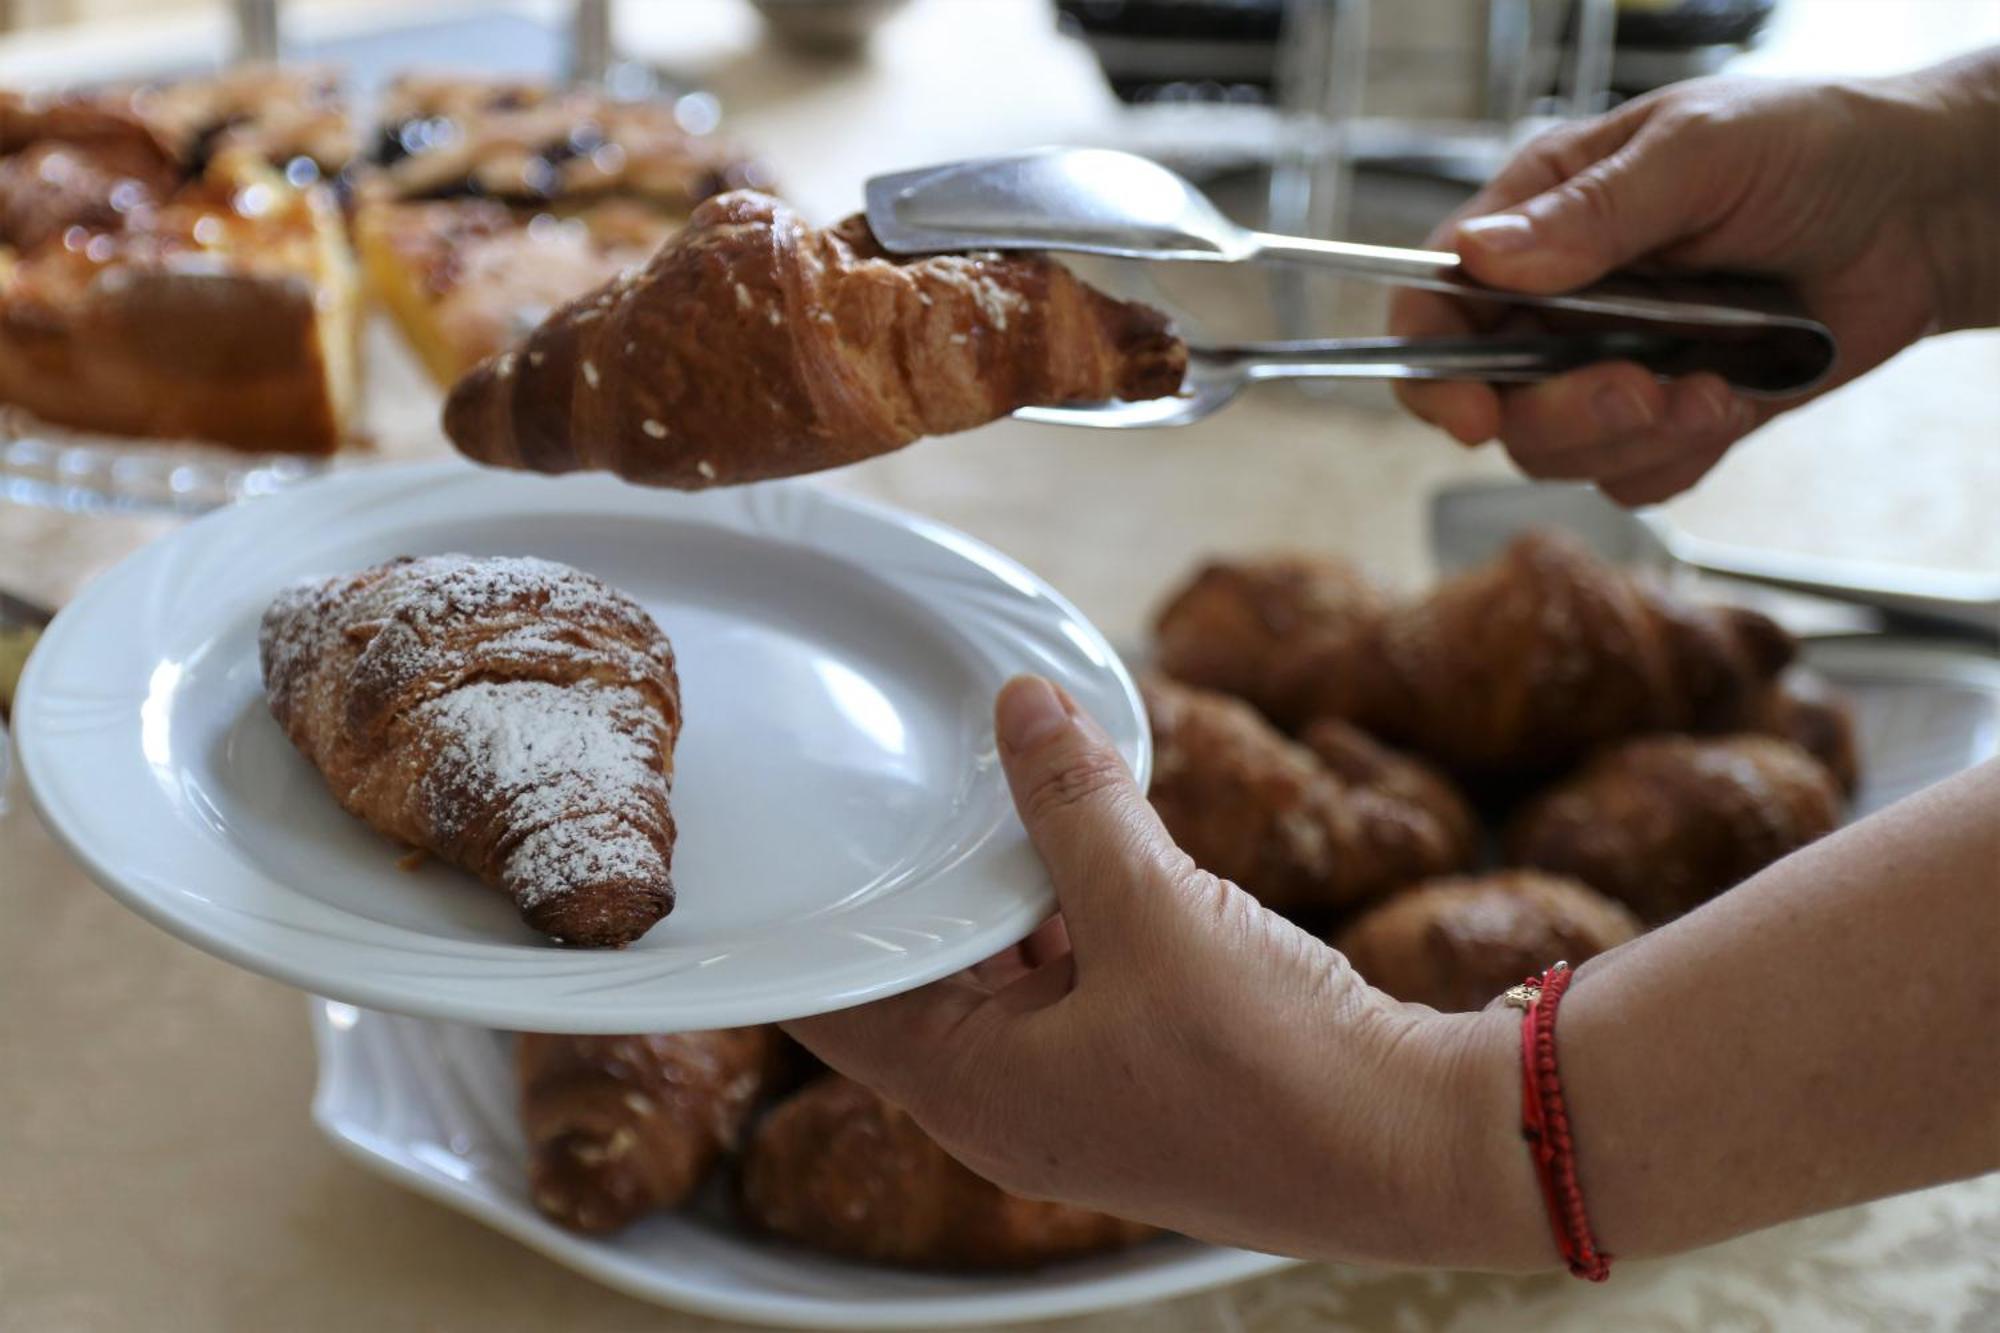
[{"xmin": 864, "ymin": 149, "xmax": 1838, "ymax": 427}]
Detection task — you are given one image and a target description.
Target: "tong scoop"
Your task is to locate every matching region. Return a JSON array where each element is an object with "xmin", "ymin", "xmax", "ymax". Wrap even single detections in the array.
[
  {"xmin": 865, "ymin": 149, "xmax": 1837, "ymax": 405},
  {"xmin": 1007, "ymin": 330, "xmax": 1693, "ymax": 429}
]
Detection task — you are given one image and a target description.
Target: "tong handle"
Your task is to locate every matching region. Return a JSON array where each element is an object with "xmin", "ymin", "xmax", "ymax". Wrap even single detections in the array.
[
  {"xmin": 1244, "ymin": 233, "xmax": 1836, "ymax": 398},
  {"xmin": 1199, "ymin": 331, "xmax": 1698, "ymax": 385}
]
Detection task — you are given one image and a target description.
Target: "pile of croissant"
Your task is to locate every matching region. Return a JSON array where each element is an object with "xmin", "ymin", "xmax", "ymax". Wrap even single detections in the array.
[
  {"xmin": 512, "ymin": 529, "xmax": 1857, "ymax": 1271},
  {"xmin": 1148, "ymin": 528, "xmax": 1858, "ymax": 1007}
]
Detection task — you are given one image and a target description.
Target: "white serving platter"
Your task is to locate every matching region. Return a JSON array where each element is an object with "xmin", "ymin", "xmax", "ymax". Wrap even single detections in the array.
[{"xmin": 309, "ymin": 999, "xmax": 1296, "ymax": 1330}]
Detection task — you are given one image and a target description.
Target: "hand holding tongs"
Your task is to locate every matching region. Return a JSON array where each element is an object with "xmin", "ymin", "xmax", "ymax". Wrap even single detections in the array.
[{"xmin": 863, "ymin": 149, "xmax": 1837, "ymax": 428}]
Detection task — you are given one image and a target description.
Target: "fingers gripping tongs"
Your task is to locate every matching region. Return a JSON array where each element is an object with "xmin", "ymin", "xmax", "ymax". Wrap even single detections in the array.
[{"xmin": 863, "ymin": 149, "xmax": 1836, "ymax": 428}]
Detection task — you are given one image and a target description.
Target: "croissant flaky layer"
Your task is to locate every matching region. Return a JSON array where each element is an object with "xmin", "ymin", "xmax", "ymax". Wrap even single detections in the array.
[
  {"xmin": 1163, "ymin": 534, "xmax": 1798, "ymax": 782},
  {"xmin": 259, "ymin": 554, "xmax": 682, "ymax": 947},
  {"xmin": 1750, "ymin": 666, "xmax": 1861, "ymax": 795},
  {"xmin": 1143, "ymin": 675, "xmax": 1476, "ymax": 915},
  {"xmin": 442, "ymin": 190, "xmax": 1187, "ymax": 488},
  {"xmin": 742, "ymin": 1076, "xmax": 1154, "ymax": 1269},
  {"xmin": 1355, "ymin": 533, "xmax": 1797, "ymax": 779},
  {"xmin": 1333, "ymin": 871, "xmax": 1641, "ymax": 1013},
  {"xmin": 519, "ymin": 1027, "xmax": 780, "ymax": 1233},
  {"xmin": 1506, "ymin": 733, "xmax": 1843, "ymax": 923},
  {"xmin": 1152, "ymin": 553, "xmax": 1389, "ymax": 733}
]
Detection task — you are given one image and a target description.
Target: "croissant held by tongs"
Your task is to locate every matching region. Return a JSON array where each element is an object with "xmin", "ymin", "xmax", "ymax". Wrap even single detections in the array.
[
  {"xmin": 441, "ymin": 190, "xmax": 1187, "ymax": 489},
  {"xmin": 440, "ymin": 150, "xmax": 1841, "ymax": 476}
]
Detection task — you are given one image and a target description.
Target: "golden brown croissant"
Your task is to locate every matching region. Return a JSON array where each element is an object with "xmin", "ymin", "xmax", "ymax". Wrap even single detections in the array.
[
  {"xmin": 259, "ymin": 554, "xmax": 681, "ymax": 947},
  {"xmin": 518, "ymin": 1027, "xmax": 780, "ymax": 1234},
  {"xmin": 1298, "ymin": 716, "xmax": 1481, "ymax": 865},
  {"xmin": 1346, "ymin": 533, "xmax": 1796, "ymax": 779},
  {"xmin": 1506, "ymin": 734, "xmax": 1843, "ymax": 923},
  {"xmin": 741, "ymin": 1076, "xmax": 1154, "ymax": 1269},
  {"xmin": 441, "ymin": 190, "xmax": 1186, "ymax": 488},
  {"xmin": 1750, "ymin": 666, "xmax": 1861, "ymax": 796},
  {"xmin": 1152, "ymin": 553, "xmax": 1389, "ymax": 732},
  {"xmin": 1143, "ymin": 676, "xmax": 1476, "ymax": 916},
  {"xmin": 1333, "ymin": 872, "xmax": 1640, "ymax": 1012}
]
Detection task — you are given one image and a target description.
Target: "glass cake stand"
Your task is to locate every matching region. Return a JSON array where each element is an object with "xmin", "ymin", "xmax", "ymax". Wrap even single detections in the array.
[{"xmin": 0, "ymin": 411, "xmax": 329, "ymax": 518}]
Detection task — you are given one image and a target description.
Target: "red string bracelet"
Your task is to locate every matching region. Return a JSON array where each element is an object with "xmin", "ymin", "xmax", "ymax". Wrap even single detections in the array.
[{"xmin": 1504, "ymin": 962, "xmax": 1612, "ymax": 1281}]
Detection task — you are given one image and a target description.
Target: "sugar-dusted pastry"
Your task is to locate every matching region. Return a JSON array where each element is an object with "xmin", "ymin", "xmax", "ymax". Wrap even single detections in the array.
[
  {"xmin": 741, "ymin": 1076, "xmax": 1154, "ymax": 1269},
  {"xmin": 0, "ymin": 71, "xmax": 359, "ymax": 452},
  {"xmin": 1143, "ymin": 676, "xmax": 1476, "ymax": 916},
  {"xmin": 1, "ymin": 65, "xmax": 355, "ymax": 189},
  {"xmin": 1343, "ymin": 533, "xmax": 1796, "ymax": 780},
  {"xmin": 1751, "ymin": 666, "xmax": 1861, "ymax": 796},
  {"xmin": 1333, "ymin": 871, "xmax": 1640, "ymax": 1013},
  {"xmin": 519, "ymin": 1027, "xmax": 780, "ymax": 1234},
  {"xmin": 0, "ymin": 131, "xmax": 176, "ymax": 253},
  {"xmin": 0, "ymin": 148, "xmax": 358, "ymax": 452},
  {"xmin": 112, "ymin": 65, "xmax": 356, "ymax": 181},
  {"xmin": 259, "ymin": 554, "xmax": 681, "ymax": 947},
  {"xmin": 365, "ymin": 73, "xmax": 764, "ymax": 210},
  {"xmin": 357, "ymin": 197, "xmax": 669, "ymax": 387},
  {"xmin": 356, "ymin": 74, "xmax": 764, "ymax": 385},
  {"xmin": 442, "ymin": 190, "xmax": 1187, "ymax": 489},
  {"xmin": 1507, "ymin": 734, "xmax": 1843, "ymax": 923},
  {"xmin": 1151, "ymin": 553, "xmax": 1389, "ymax": 732}
]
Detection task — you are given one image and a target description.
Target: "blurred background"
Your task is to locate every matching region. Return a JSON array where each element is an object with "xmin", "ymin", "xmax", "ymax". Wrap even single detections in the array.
[
  {"xmin": 12, "ymin": 0, "xmax": 1998, "ymax": 240},
  {"xmin": 2, "ymin": 0, "xmax": 1998, "ymax": 628}
]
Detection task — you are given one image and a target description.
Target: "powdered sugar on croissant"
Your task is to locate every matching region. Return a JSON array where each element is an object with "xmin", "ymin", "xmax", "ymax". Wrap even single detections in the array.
[
  {"xmin": 441, "ymin": 190, "xmax": 1188, "ymax": 488},
  {"xmin": 259, "ymin": 554, "xmax": 681, "ymax": 947}
]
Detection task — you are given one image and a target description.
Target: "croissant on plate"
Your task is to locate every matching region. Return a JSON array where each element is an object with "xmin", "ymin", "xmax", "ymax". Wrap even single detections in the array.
[
  {"xmin": 1143, "ymin": 675, "xmax": 1476, "ymax": 916},
  {"xmin": 1506, "ymin": 734, "xmax": 1844, "ymax": 923},
  {"xmin": 1343, "ymin": 533, "xmax": 1796, "ymax": 780},
  {"xmin": 442, "ymin": 189, "xmax": 1187, "ymax": 489},
  {"xmin": 1332, "ymin": 871, "xmax": 1640, "ymax": 1013},
  {"xmin": 741, "ymin": 1076, "xmax": 1154, "ymax": 1269},
  {"xmin": 259, "ymin": 554, "xmax": 681, "ymax": 947},
  {"xmin": 518, "ymin": 1027, "xmax": 781, "ymax": 1233},
  {"xmin": 1152, "ymin": 554, "xmax": 1389, "ymax": 732}
]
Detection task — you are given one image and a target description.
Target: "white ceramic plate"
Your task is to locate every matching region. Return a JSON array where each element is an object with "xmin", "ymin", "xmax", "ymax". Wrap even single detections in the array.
[
  {"xmin": 307, "ymin": 637, "xmax": 1999, "ymax": 1329},
  {"xmin": 16, "ymin": 462, "xmax": 1148, "ymax": 1032},
  {"xmin": 308, "ymin": 998, "xmax": 1297, "ymax": 1330}
]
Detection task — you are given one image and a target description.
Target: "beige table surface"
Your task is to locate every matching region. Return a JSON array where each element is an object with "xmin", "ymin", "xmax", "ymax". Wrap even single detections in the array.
[{"xmin": 3, "ymin": 4, "xmax": 1998, "ymax": 1331}]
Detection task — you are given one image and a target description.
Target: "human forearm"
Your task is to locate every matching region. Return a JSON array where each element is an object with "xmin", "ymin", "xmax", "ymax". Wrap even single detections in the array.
[
  {"xmin": 1440, "ymin": 759, "xmax": 2000, "ymax": 1267},
  {"xmin": 797, "ymin": 680, "xmax": 1999, "ymax": 1277}
]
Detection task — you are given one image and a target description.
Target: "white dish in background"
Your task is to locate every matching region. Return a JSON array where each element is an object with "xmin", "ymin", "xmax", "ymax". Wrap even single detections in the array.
[
  {"xmin": 310, "ymin": 1000, "xmax": 1296, "ymax": 1330},
  {"xmin": 308, "ymin": 637, "xmax": 1999, "ymax": 1329},
  {"xmin": 15, "ymin": 462, "xmax": 1148, "ymax": 1033}
]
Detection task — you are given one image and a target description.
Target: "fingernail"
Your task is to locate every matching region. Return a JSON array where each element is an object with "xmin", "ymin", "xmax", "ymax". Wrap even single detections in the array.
[
  {"xmin": 996, "ymin": 677, "xmax": 1073, "ymax": 754},
  {"xmin": 1593, "ymin": 384, "xmax": 1657, "ymax": 434},
  {"xmin": 1457, "ymin": 213, "xmax": 1536, "ymax": 254},
  {"xmin": 1672, "ymin": 382, "xmax": 1734, "ymax": 432}
]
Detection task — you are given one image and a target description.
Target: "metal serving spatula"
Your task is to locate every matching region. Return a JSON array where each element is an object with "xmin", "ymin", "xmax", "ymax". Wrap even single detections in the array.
[
  {"xmin": 1429, "ymin": 480, "xmax": 2000, "ymax": 643},
  {"xmin": 864, "ymin": 149, "xmax": 1838, "ymax": 419}
]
